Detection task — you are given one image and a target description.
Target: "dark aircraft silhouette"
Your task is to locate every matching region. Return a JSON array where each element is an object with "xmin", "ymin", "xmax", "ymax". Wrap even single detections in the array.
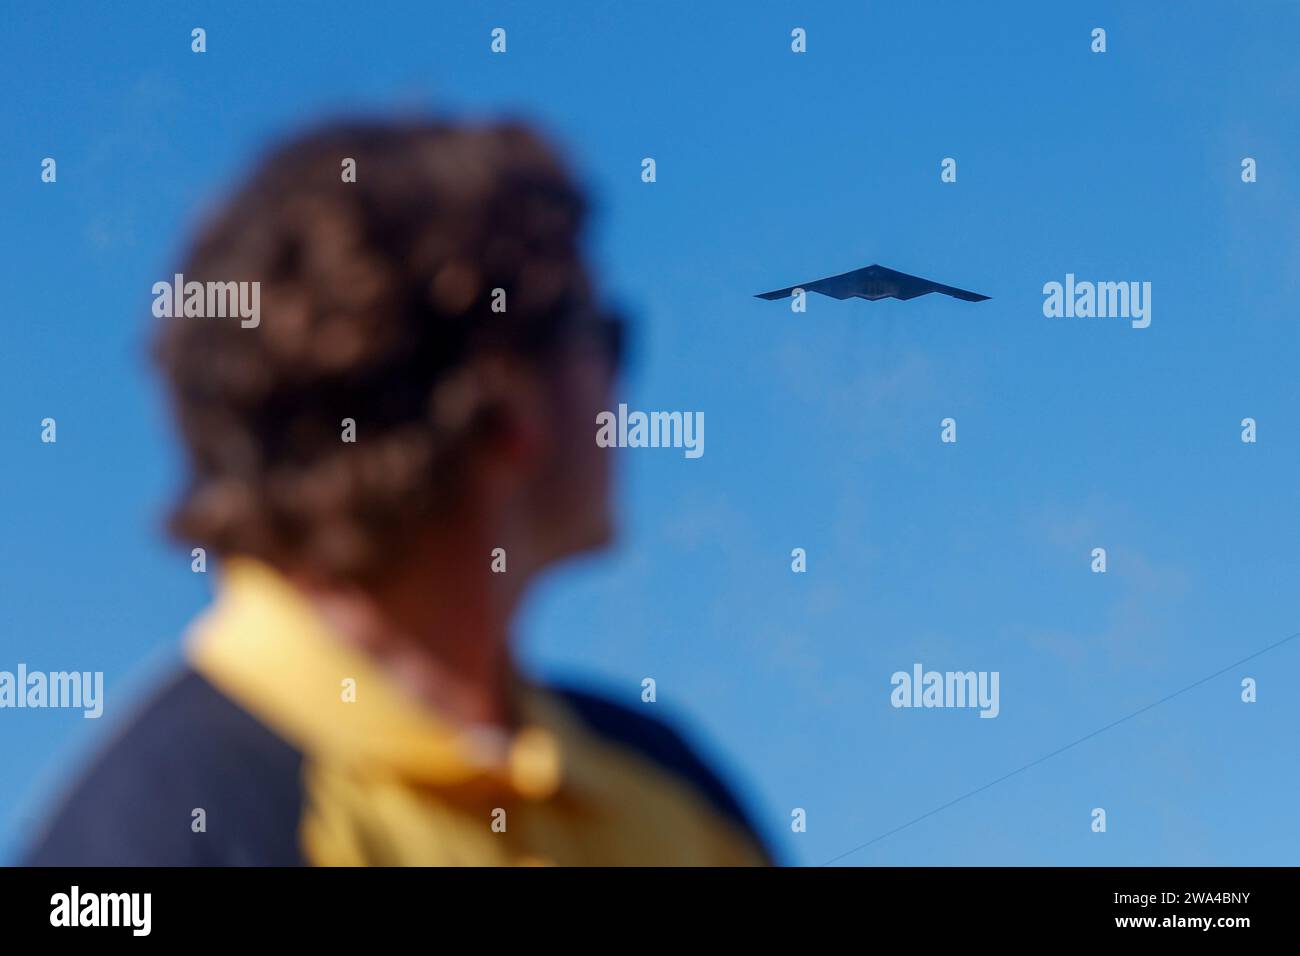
[{"xmin": 756, "ymin": 264, "xmax": 990, "ymax": 303}]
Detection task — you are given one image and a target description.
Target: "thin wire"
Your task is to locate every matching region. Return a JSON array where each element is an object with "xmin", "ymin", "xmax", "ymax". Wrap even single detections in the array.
[{"xmin": 820, "ymin": 629, "xmax": 1300, "ymax": 866}]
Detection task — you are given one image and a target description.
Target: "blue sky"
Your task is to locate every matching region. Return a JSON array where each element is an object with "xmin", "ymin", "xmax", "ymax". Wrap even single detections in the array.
[{"xmin": 2, "ymin": 1, "xmax": 1298, "ymax": 865}]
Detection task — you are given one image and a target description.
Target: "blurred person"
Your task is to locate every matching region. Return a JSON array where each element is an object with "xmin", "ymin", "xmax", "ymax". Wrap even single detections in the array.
[{"xmin": 22, "ymin": 119, "xmax": 770, "ymax": 866}]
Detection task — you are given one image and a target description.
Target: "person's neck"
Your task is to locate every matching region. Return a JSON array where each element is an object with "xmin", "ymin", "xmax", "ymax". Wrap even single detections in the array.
[{"xmin": 295, "ymin": 534, "xmax": 531, "ymax": 731}]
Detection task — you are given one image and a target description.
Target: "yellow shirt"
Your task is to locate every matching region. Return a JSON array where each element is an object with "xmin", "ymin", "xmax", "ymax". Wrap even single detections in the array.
[{"xmin": 186, "ymin": 560, "xmax": 770, "ymax": 866}]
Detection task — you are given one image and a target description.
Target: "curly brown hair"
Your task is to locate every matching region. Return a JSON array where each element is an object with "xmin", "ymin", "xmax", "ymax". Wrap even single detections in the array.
[{"xmin": 152, "ymin": 119, "xmax": 595, "ymax": 581}]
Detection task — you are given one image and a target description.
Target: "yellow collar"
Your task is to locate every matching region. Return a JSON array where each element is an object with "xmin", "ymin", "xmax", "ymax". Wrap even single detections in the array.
[{"xmin": 186, "ymin": 559, "xmax": 571, "ymax": 799}]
